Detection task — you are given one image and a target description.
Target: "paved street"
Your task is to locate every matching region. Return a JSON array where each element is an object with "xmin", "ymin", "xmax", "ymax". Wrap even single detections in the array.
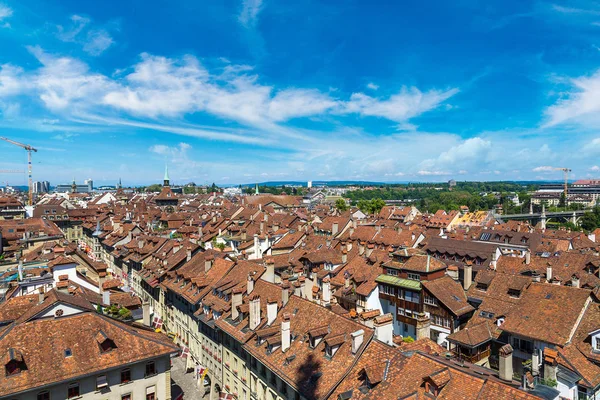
[{"xmin": 171, "ymin": 356, "xmax": 208, "ymax": 400}]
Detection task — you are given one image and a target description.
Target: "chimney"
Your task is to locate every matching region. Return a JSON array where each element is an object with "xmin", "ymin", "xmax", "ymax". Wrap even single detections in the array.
[
  {"xmin": 186, "ymin": 246, "xmax": 192, "ymax": 262},
  {"xmin": 249, "ymin": 294, "xmax": 261, "ymax": 330},
  {"xmin": 490, "ymin": 251, "xmax": 498, "ymax": 270},
  {"xmin": 38, "ymin": 287, "xmax": 45, "ymax": 304},
  {"xmin": 98, "ymin": 273, "xmax": 106, "ymax": 294},
  {"xmin": 142, "ymin": 302, "xmax": 150, "ymax": 326},
  {"xmin": 241, "ymin": 229, "xmax": 247, "ymax": 241},
  {"xmin": 546, "ymin": 263, "xmax": 553, "ymax": 282},
  {"xmin": 572, "ymin": 274, "xmax": 580, "ymax": 288},
  {"xmin": 326, "ymin": 237, "xmax": 331, "ymax": 248},
  {"xmin": 281, "ymin": 281, "xmax": 290, "ymax": 306},
  {"xmin": 366, "ymin": 243, "xmax": 374, "ymax": 258},
  {"xmin": 416, "ymin": 312, "xmax": 431, "ymax": 340},
  {"xmin": 351, "ymin": 330, "xmax": 365, "ymax": 354},
  {"xmin": 247, "ymin": 273, "xmax": 255, "ymax": 294},
  {"xmin": 231, "ymin": 287, "xmax": 243, "ymax": 321},
  {"xmin": 267, "ymin": 298, "xmax": 278, "ymax": 325},
  {"xmin": 374, "ymin": 314, "xmax": 394, "ymax": 345},
  {"xmin": 102, "ymin": 291, "xmax": 111, "ymax": 306},
  {"xmin": 352, "ymin": 219, "xmax": 357, "ymax": 229},
  {"xmin": 332, "ymin": 222, "xmax": 339, "ymax": 236},
  {"xmin": 18, "ymin": 259, "xmax": 23, "ymax": 281},
  {"xmin": 205, "ymin": 255, "xmax": 213, "ymax": 272},
  {"xmin": 260, "ymin": 221, "xmax": 264, "ymax": 233},
  {"xmin": 322, "ymin": 277, "xmax": 331, "ymax": 305},
  {"xmin": 358, "ymin": 241, "xmax": 365, "ymax": 256},
  {"xmin": 264, "ymin": 258, "xmax": 275, "ymax": 283},
  {"xmin": 447, "ymin": 265, "xmax": 459, "ymax": 281},
  {"xmin": 346, "ymin": 241, "xmax": 352, "ymax": 252},
  {"xmin": 525, "ymin": 249, "xmax": 531, "ymax": 265},
  {"xmin": 281, "ymin": 313, "xmax": 291, "ymax": 352},
  {"xmin": 342, "ymin": 250, "xmax": 347, "ymax": 264},
  {"xmin": 463, "ymin": 262, "xmax": 473, "ymax": 290},
  {"xmin": 589, "ymin": 232, "xmax": 596, "ymax": 243},
  {"xmin": 499, "ymin": 344, "xmax": 514, "ymax": 382},
  {"xmin": 198, "ymin": 225, "xmax": 203, "ymax": 238}
]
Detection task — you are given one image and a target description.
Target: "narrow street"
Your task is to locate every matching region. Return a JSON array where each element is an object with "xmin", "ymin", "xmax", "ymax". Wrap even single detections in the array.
[{"xmin": 170, "ymin": 356, "xmax": 209, "ymax": 400}]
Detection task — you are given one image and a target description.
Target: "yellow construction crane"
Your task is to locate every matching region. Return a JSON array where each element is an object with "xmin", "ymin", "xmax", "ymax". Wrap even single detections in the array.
[
  {"xmin": 0, "ymin": 137, "xmax": 38, "ymax": 206},
  {"xmin": 553, "ymin": 167, "xmax": 571, "ymax": 199}
]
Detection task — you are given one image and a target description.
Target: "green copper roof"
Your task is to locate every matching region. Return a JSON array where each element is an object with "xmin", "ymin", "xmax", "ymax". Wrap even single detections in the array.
[
  {"xmin": 164, "ymin": 165, "xmax": 170, "ymax": 182},
  {"xmin": 376, "ymin": 274, "xmax": 422, "ymax": 291}
]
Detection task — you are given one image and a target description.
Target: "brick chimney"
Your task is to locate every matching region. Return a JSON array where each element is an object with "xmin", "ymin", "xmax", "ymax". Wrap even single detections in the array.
[
  {"xmin": 571, "ymin": 273, "xmax": 580, "ymax": 288},
  {"xmin": 322, "ymin": 277, "xmax": 331, "ymax": 306},
  {"xmin": 281, "ymin": 313, "xmax": 291, "ymax": 352},
  {"xmin": 281, "ymin": 280, "xmax": 290, "ymax": 306},
  {"xmin": 342, "ymin": 250, "xmax": 347, "ymax": 264},
  {"xmin": 546, "ymin": 262, "xmax": 553, "ymax": 282},
  {"xmin": 374, "ymin": 313, "xmax": 394, "ymax": 345},
  {"xmin": 249, "ymin": 294, "xmax": 261, "ymax": 330},
  {"xmin": 266, "ymin": 297, "xmax": 278, "ymax": 325},
  {"xmin": 205, "ymin": 255, "xmax": 213, "ymax": 272},
  {"xmin": 415, "ymin": 312, "xmax": 431, "ymax": 340},
  {"xmin": 351, "ymin": 329, "xmax": 364, "ymax": 354},
  {"xmin": 231, "ymin": 287, "xmax": 244, "ymax": 321},
  {"xmin": 463, "ymin": 262, "xmax": 473, "ymax": 290},
  {"xmin": 247, "ymin": 273, "xmax": 255, "ymax": 294},
  {"xmin": 186, "ymin": 246, "xmax": 192, "ymax": 262},
  {"xmin": 264, "ymin": 258, "xmax": 275, "ymax": 283},
  {"xmin": 499, "ymin": 344, "xmax": 514, "ymax": 382},
  {"xmin": 525, "ymin": 249, "xmax": 531, "ymax": 265}
]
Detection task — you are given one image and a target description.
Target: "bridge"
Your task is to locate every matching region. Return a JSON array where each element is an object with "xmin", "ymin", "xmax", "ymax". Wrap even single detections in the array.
[{"xmin": 494, "ymin": 209, "xmax": 588, "ymax": 227}]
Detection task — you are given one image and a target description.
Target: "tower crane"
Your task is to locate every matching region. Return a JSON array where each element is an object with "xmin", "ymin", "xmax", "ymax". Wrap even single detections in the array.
[
  {"xmin": 0, "ymin": 137, "xmax": 38, "ymax": 206},
  {"xmin": 553, "ymin": 167, "xmax": 571, "ymax": 204}
]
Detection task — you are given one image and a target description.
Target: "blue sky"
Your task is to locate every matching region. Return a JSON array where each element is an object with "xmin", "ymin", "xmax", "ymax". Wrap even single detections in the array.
[{"xmin": 1, "ymin": 0, "xmax": 600, "ymax": 186}]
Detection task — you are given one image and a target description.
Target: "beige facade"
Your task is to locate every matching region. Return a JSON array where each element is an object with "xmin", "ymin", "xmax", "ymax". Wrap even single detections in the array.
[{"xmin": 9, "ymin": 355, "xmax": 172, "ymax": 400}]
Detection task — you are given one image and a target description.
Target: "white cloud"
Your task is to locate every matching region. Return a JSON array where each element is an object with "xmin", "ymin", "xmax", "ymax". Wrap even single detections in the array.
[
  {"xmin": 84, "ymin": 30, "xmax": 114, "ymax": 56},
  {"xmin": 417, "ymin": 170, "xmax": 451, "ymax": 176},
  {"xmin": 532, "ymin": 166, "xmax": 556, "ymax": 172},
  {"xmin": 343, "ymin": 86, "xmax": 459, "ymax": 122},
  {"xmin": 149, "ymin": 142, "xmax": 191, "ymax": 159},
  {"xmin": 591, "ymin": 165, "xmax": 600, "ymax": 171},
  {"xmin": 0, "ymin": 4, "xmax": 12, "ymax": 25},
  {"xmin": 366, "ymin": 82, "xmax": 379, "ymax": 90},
  {"xmin": 56, "ymin": 15, "xmax": 114, "ymax": 56},
  {"xmin": 0, "ymin": 64, "xmax": 26, "ymax": 97},
  {"xmin": 238, "ymin": 0, "xmax": 263, "ymax": 28},
  {"xmin": 544, "ymin": 69, "xmax": 600, "ymax": 127}
]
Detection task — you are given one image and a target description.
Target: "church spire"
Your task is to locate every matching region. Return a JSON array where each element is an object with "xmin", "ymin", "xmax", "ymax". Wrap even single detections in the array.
[{"xmin": 164, "ymin": 165, "xmax": 170, "ymax": 187}]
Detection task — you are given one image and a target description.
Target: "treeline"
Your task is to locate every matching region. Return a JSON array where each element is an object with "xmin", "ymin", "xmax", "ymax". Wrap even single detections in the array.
[{"xmin": 345, "ymin": 182, "xmax": 538, "ymax": 214}]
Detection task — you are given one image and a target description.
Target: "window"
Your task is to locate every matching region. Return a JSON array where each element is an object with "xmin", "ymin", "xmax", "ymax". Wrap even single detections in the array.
[
  {"xmin": 595, "ymin": 338, "xmax": 600, "ymax": 351},
  {"xmin": 37, "ymin": 392, "xmax": 50, "ymax": 400},
  {"xmin": 424, "ymin": 294, "xmax": 438, "ymax": 306},
  {"xmin": 378, "ymin": 284, "xmax": 394, "ymax": 296},
  {"xmin": 475, "ymin": 282, "xmax": 488, "ymax": 292},
  {"xmin": 145, "ymin": 361, "xmax": 156, "ymax": 377},
  {"xmin": 397, "ymin": 289, "xmax": 404, "ymax": 299},
  {"xmin": 121, "ymin": 368, "xmax": 131, "ymax": 383},
  {"xmin": 146, "ymin": 386, "xmax": 156, "ymax": 400},
  {"xmin": 407, "ymin": 273, "xmax": 421, "ymax": 281},
  {"xmin": 96, "ymin": 375, "xmax": 108, "ymax": 390},
  {"xmin": 64, "ymin": 348, "xmax": 72, "ymax": 357},
  {"xmin": 397, "ymin": 307, "xmax": 405, "ymax": 316},
  {"xmin": 67, "ymin": 383, "xmax": 79, "ymax": 398},
  {"xmin": 507, "ymin": 289, "xmax": 521, "ymax": 298},
  {"xmin": 386, "ymin": 268, "xmax": 398, "ymax": 276},
  {"xmin": 121, "ymin": 395, "xmax": 132, "ymax": 400},
  {"xmin": 404, "ymin": 290, "xmax": 420, "ymax": 303},
  {"xmin": 512, "ymin": 337, "xmax": 533, "ymax": 353}
]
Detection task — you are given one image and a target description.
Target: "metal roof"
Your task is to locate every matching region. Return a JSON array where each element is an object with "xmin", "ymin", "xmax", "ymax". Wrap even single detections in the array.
[{"xmin": 375, "ymin": 274, "xmax": 422, "ymax": 291}]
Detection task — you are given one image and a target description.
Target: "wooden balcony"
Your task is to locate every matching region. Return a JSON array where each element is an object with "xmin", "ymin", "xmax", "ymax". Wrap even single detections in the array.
[{"xmin": 453, "ymin": 347, "xmax": 491, "ymax": 364}]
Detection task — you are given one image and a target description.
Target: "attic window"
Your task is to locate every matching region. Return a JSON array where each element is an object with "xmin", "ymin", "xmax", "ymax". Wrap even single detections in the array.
[
  {"xmin": 96, "ymin": 330, "xmax": 117, "ymax": 353},
  {"xmin": 475, "ymin": 282, "xmax": 488, "ymax": 292},
  {"xmin": 507, "ymin": 289, "xmax": 521, "ymax": 298},
  {"xmin": 64, "ymin": 348, "xmax": 72, "ymax": 357},
  {"xmin": 4, "ymin": 348, "xmax": 26, "ymax": 376}
]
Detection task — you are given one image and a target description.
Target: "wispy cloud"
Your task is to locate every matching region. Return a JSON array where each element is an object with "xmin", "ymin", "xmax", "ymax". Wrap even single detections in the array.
[
  {"xmin": 56, "ymin": 15, "xmax": 114, "ymax": 56},
  {"xmin": 366, "ymin": 82, "xmax": 379, "ymax": 90},
  {"xmin": 238, "ymin": 0, "xmax": 263, "ymax": 28},
  {"xmin": 149, "ymin": 142, "xmax": 191, "ymax": 159},
  {"xmin": 533, "ymin": 165, "xmax": 556, "ymax": 172},
  {"xmin": 0, "ymin": 3, "xmax": 12, "ymax": 28}
]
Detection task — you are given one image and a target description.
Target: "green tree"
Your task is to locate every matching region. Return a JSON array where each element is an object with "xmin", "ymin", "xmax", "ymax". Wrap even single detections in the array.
[
  {"xmin": 146, "ymin": 184, "xmax": 162, "ymax": 192},
  {"xmin": 335, "ymin": 198, "xmax": 349, "ymax": 212},
  {"xmin": 580, "ymin": 207, "xmax": 600, "ymax": 231}
]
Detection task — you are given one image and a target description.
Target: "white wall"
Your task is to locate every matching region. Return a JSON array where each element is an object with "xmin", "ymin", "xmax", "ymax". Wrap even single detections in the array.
[{"xmin": 52, "ymin": 263, "xmax": 99, "ymax": 293}]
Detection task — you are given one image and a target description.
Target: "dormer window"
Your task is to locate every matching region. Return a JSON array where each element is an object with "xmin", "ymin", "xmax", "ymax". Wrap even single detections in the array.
[
  {"xmin": 324, "ymin": 333, "xmax": 344, "ymax": 359},
  {"xmin": 64, "ymin": 348, "xmax": 72, "ymax": 357},
  {"xmin": 507, "ymin": 289, "xmax": 521, "ymax": 298},
  {"xmin": 4, "ymin": 348, "xmax": 26, "ymax": 376},
  {"xmin": 96, "ymin": 330, "xmax": 117, "ymax": 353},
  {"xmin": 476, "ymin": 282, "xmax": 488, "ymax": 292}
]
